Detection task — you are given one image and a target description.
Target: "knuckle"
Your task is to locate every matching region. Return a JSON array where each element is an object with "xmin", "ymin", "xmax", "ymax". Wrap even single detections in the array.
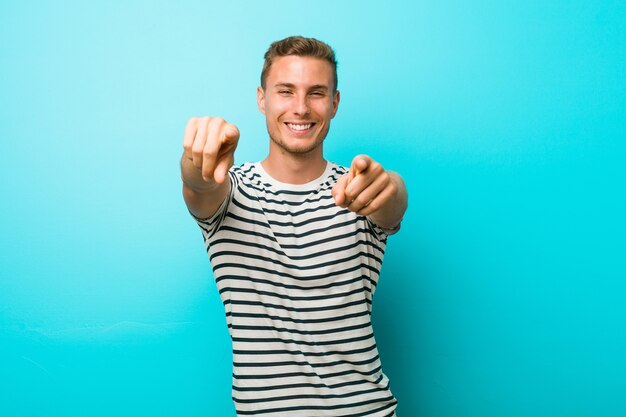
[
  {"xmin": 197, "ymin": 116, "xmax": 211, "ymax": 127},
  {"xmin": 192, "ymin": 145, "xmax": 203, "ymax": 157},
  {"xmin": 209, "ymin": 117, "xmax": 226, "ymax": 128}
]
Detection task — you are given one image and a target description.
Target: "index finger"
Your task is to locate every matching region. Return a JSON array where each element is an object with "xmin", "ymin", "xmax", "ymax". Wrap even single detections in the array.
[{"xmin": 202, "ymin": 121, "xmax": 240, "ymax": 181}]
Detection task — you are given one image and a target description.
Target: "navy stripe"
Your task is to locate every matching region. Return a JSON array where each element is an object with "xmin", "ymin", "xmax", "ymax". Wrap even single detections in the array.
[
  {"xmin": 230, "ymin": 309, "xmax": 370, "ymax": 325},
  {"xmin": 232, "ymin": 196, "xmax": 341, "ymax": 217},
  {"xmin": 211, "ymin": 250, "xmax": 380, "ymax": 273},
  {"xmin": 236, "ymin": 182, "xmax": 336, "ymax": 205},
  {"xmin": 216, "ymin": 274, "xmax": 376, "ymax": 293},
  {"xmin": 212, "ymin": 226, "xmax": 385, "ymax": 254},
  {"xmin": 224, "ymin": 212, "xmax": 366, "ymax": 240},
  {"xmin": 234, "ymin": 353, "xmax": 379, "ymax": 369},
  {"xmin": 233, "ymin": 364, "xmax": 382, "ymax": 380},
  {"xmin": 232, "ymin": 374, "xmax": 383, "ymax": 392},
  {"xmin": 233, "ymin": 382, "xmax": 389, "ymax": 404},
  {"xmin": 231, "ymin": 320, "xmax": 372, "ymax": 337},
  {"xmin": 234, "ymin": 394, "xmax": 394, "ymax": 415},
  {"xmin": 232, "ymin": 332, "xmax": 374, "ymax": 347},
  {"xmin": 220, "ymin": 286, "xmax": 367, "ymax": 302},
  {"xmin": 233, "ymin": 343, "xmax": 378, "ymax": 358},
  {"xmin": 210, "ymin": 236, "xmax": 383, "ymax": 263},
  {"xmin": 214, "ymin": 262, "xmax": 380, "ymax": 281}
]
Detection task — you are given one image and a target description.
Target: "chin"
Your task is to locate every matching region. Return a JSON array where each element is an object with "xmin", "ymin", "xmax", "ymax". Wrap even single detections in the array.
[{"xmin": 272, "ymin": 136, "xmax": 324, "ymax": 155}]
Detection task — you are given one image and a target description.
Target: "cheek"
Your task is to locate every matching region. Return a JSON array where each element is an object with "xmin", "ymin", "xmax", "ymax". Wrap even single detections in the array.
[
  {"xmin": 313, "ymin": 100, "xmax": 334, "ymax": 116},
  {"xmin": 266, "ymin": 97, "xmax": 290, "ymax": 114}
]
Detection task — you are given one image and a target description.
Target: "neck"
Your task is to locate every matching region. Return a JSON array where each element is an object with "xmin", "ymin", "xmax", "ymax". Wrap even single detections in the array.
[{"xmin": 261, "ymin": 144, "xmax": 327, "ymax": 185}]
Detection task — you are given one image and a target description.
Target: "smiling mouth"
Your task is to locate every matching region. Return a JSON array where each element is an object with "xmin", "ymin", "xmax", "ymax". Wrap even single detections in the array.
[{"xmin": 286, "ymin": 122, "xmax": 316, "ymax": 133}]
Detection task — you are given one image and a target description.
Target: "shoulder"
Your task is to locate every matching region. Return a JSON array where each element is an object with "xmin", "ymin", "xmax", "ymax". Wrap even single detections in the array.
[
  {"xmin": 329, "ymin": 161, "xmax": 348, "ymax": 174},
  {"xmin": 230, "ymin": 162, "xmax": 274, "ymax": 193},
  {"xmin": 326, "ymin": 162, "xmax": 348, "ymax": 184}
]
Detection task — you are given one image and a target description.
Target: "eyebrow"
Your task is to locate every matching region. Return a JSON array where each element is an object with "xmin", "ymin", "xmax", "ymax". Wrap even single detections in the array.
[{"xmin": 274, "ymin": 83, "xmax": 329, "ymax": 91}]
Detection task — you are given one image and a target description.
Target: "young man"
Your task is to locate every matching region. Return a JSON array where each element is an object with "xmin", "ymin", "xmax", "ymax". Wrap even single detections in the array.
[{"xmin": 181, "ymin": 36, "xmax": 407, "ymax": 417}]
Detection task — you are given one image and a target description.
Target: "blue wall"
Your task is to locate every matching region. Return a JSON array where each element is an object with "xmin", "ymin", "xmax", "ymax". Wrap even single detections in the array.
[{"xmin": 1, "ymin": 1, "xmax": 624, "ymax": 416}]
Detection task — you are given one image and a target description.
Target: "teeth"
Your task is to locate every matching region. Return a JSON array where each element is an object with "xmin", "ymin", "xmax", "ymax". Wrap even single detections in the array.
[{"xmin": 287, "ymin": 123, "xmax": 312, "ymax": 131}]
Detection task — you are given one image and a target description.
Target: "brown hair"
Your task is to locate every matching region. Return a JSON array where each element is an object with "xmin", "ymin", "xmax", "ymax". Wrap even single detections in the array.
[{"xmin": 261, "ymin": 36, "xmax": 338, "ymax": 91}]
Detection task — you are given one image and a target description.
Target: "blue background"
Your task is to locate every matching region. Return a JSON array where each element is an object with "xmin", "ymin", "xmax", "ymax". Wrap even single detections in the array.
[{"xmin": 1, "ymin": 1, "xmax": 625, "ymax": 416}]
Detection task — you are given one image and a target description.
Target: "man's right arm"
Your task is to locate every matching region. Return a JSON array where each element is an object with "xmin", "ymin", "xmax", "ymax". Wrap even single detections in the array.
[{"xmin": 181, "ymin": 116, "xmax": 240, "ymax": 219}]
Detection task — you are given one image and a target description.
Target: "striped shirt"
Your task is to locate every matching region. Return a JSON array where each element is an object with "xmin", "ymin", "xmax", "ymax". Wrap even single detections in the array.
[{"xmin": 194, "ymin": 161, "xmax": 398, "ymax": 417}]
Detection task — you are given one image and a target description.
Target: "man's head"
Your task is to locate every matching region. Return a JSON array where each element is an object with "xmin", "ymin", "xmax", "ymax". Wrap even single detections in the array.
[
  {"xmin": 261, "ymin": 36, "xmax": 338, "ymax": 92},
  {"xmin": 257, "ymin": 37, "xmax": 340, "ymax": 157}
]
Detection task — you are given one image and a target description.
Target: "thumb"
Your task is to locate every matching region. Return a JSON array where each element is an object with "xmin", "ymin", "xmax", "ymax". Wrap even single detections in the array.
[
  {"xmin": 332, "ymin": 174, "xmax": 350, "ymax": 206},
  {"xmin": 350, "ymin": 155, "xmax": 370, "ymax": 176},
  {"xmin": 214, "ymin": 154, "xmax": 234, "ymax": 184},
  {"xmin": 224, "ymin": 125, "xmax": 240, "ymax": 142}
]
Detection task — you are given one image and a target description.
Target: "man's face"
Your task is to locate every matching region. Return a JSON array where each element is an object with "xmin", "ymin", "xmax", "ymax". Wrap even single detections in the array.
[{"xmin": 257, "ymin": 55, "xmax": 340, "ymax": 156}]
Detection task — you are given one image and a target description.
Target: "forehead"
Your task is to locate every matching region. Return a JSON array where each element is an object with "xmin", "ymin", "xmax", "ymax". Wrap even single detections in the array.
[{"xmin": 267, "ymin": 55, "xmax": 334, "ymax": 88}]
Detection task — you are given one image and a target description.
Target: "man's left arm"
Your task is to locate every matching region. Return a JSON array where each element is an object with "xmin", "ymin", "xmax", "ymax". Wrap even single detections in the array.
[{"xmin": 332, "ymin": 155, "xmax": 408, "ymax": 230}]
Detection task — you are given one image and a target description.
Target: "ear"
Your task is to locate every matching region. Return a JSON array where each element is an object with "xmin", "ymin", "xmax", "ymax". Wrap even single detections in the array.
[
  {"xmin": 257, "ymin": 86, "xmax": 266, "ymax": 115},
  {"xmin": 330, "ymin": 89, "xmax": 340, "ymax": 119}
]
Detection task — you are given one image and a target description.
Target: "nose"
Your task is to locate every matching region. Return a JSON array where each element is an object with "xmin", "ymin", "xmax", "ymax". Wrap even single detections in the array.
[{"xmin": 293, "ymin": 94, "xmax": 310, "ymax": 116}]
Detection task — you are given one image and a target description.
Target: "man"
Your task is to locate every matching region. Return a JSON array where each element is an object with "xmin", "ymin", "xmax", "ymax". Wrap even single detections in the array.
[{"xmin": 181, "ymin": 36, "xmax": 407, "ymax": 417}]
